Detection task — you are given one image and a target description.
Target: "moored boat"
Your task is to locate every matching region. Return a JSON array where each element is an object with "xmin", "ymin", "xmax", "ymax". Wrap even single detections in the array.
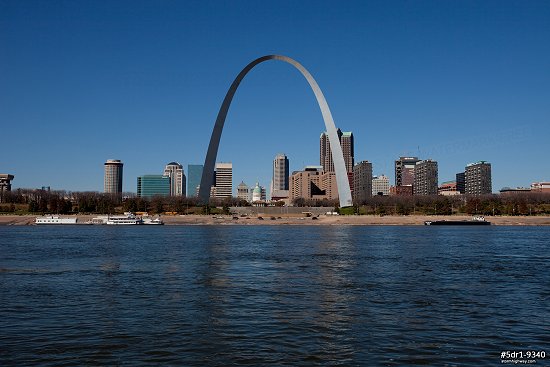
[
  {"xmin": 106, "ymin": 212, "xmax": 143, "ymax": 225},
  {"xmin": 142, "ymin": 216, "xmax": 164, "ymax": 225},
  {"xmin": 425, "ymin": 216, "xmax": 491, "ymax": 225}
]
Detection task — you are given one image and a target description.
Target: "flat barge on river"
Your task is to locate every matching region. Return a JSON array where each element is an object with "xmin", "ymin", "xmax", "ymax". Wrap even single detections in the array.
[{"xmin": 424, "ymin": 216, "xmax": 491, "ymax": 226}]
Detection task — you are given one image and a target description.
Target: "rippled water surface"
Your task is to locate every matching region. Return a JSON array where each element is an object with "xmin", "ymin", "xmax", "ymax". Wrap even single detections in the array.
[{"xmin": 1, "ymin": 226, "xmax": 549, "ymax": 366}]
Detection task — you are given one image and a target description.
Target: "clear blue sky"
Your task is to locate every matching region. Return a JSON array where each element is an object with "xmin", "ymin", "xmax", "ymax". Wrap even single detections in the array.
[{"xmin": 1, "ymin": 0, "xmax": 549, "ymax": 193}]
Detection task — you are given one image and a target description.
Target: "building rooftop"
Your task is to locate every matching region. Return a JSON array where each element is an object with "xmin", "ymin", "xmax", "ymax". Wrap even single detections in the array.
[
  {"xmin": 500, "ymin": 187, "xmax": 531, "ymax": 193},
  {"xmin": 215, "ymin": 162, "xmax": 232, "ymax": 169},
  {"xmin": 303, "ymin": 165, "xmax": 323, "ymax": 172},
  {"xmin": 416, "ymin": 159, "xmax": 437, "ymax": 164},
  {"xmin": 105, "ymin": 159, "xmax": 122, "ymax": 164},
  {"xmin": 139, "ymin": 174, "xmax": 168, "ymax": 178},
  {"xmin": 466, "ymin": 160, "xmax": 490, "ymax": 167}
]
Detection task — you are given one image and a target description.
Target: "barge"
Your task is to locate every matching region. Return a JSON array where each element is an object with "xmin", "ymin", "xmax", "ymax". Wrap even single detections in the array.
[{"xmin": 424, "ymin": 216, "xmax": 491, "ymax": 226}]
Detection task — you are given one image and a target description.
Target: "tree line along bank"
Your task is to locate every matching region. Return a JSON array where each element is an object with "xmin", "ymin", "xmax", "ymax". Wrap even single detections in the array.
[{"xmin": 1, "ymin": 189, "xmax": 550, "ymax": 216}]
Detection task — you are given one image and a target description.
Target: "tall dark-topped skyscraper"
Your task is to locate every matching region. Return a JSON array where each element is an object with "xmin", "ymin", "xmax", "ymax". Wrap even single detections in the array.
[
  {"xmin": 272, "ymin": 153, "xmax": 289, "ymax": 191},
  {"xmin": 104, "ymin": 159, "xmax": 123, "ymax": 195},
  {"xmin": 320, "ymin": 129, "xmax": 353, "ymax": 173},
  {"xmin": 320, "ymin": 129, "xmax": 341, "ymax": 173},
  {"xmin": 272, "ymin": 154, "xmax": 289, "ymax": 199},
  {"xmin": 340, "ymin": 132, "xmax": 354, "ymax": 173}
]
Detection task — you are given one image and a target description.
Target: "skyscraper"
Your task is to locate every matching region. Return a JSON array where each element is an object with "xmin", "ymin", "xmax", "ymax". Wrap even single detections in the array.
[
  {"xmin": 320, "ymin": 130, "xmax": 333, "ymax": 172},
  {"xmin": 163, "ymin": 162, "xmax": 186, "ymax": 196},
  {"xmin": 465, "ymin": 161, "xmax": 492, "ymax": 195},
  {"xmin": 187, "ymin": 164, "xmax": 203, "ymax": 197},
  {"xmin": 137, "ymin": 175, "xmax": 170, "ymax": 198},
  {"xmin": 214, "ymin": 162, "xmax": 232, "ymax": 199},
  {"xmin": 413, "ymin": 160, "xmax": 438, "ymax": 196},
  {"xmin": 320, "ymin": 128, "xmax": 354, "ymax": 173},
  {"xmin": 104, "ymin": 159, "xmax": 123, "ymax": 195},
  {"xmin": 272, "ymin": 153, "xmax": 289, "ymax": 191},
  {"xmin": 395, "ymin": 157, "xmax": 420, "ymax": 187},
  {"xmin": 353, "ymin": 161, "xmax": 372, "ymax": 204},
  {"xmin": 340, "ymin": 132, "xmax": 354, "ymax": 173}
]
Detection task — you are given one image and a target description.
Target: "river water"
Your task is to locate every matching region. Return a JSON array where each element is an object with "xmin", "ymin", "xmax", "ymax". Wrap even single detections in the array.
[{"xmin": 1, "ymin": 226, "xmax": 549, "ymax": 366}]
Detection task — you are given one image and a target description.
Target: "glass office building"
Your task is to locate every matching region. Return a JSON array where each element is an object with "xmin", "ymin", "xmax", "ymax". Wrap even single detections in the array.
[
  {"xmin": 187, "ymin": 164, "xmax": 204, "ymax": 197},
  {"xmin": 137, "ymin": 175, "xmax": 170, "ymax": 198}
]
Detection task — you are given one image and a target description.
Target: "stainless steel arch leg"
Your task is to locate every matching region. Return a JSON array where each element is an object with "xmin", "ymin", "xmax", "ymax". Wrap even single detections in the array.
[{"xmin": 198, "ymin": 55, "xmax": 353, "ymax": 208}]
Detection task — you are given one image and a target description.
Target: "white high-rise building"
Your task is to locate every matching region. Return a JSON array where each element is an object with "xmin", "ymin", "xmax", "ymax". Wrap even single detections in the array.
[
  {"xmin": 214, "ymin": 162, "xmax": 233, "ymax": 199},
  {"xmin": 372, "ymin": 175, "xmax": 390, "ymax": 196},
  {"xmin": 104, "ymin": 159, "xmax": 123, "ymax": 195},
  {"xmin": 163, "ymin": 162, "xmax": 186, "ymax": 196}
]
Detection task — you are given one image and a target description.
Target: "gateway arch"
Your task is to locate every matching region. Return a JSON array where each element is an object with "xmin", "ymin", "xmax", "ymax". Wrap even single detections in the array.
[{"xmin": 198, "ymin": 55, "xmax": 353, "ymax": 208}]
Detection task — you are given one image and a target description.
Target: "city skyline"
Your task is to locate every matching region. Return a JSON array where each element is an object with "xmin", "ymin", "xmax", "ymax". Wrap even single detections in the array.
[{"xmin": 2, "ymin": 2, "xmax": 549, "ymax": 192}]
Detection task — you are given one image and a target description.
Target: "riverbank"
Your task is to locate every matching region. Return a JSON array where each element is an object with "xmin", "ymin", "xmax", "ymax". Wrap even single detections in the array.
[{"xmin": 2, "ymin": 214, "xmax": 550, "ymax": 225}]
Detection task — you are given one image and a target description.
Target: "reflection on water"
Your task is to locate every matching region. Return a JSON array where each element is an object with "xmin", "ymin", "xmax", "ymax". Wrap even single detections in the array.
[{"xmin": 1, "ymin": 226, "xmax": 549, "ymax": 366}]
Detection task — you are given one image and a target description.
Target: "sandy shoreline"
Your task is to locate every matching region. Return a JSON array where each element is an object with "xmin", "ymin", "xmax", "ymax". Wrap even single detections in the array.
[{"xmin": 1, "ymin": 214, "xmax": 550, "ymax": 226}]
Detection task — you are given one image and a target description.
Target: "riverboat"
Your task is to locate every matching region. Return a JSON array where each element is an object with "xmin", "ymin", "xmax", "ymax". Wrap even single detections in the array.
[
  {"xmin": 106, "ymin": 212, "xmax": 143, "ymax": 225},
  {"xmin": 424, "ymin": 216, "xmax": 491, "ymax": 226},
  {"xmin": 35, "ymin": 216, "xmax": 78, "ymax": 224}
]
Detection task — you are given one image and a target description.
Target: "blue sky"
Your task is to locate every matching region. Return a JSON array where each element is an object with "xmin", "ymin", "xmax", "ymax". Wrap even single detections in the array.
[{"xmin": 1, "ymin": 0, "xmax": 549, "ymax": 193}]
